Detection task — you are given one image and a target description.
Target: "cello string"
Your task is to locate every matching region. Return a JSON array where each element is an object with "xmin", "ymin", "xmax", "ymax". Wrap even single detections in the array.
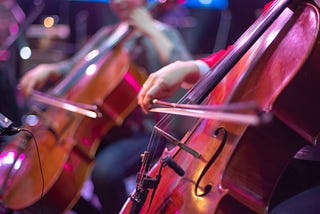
[{"xmin": 145, "ymin": 127, "xmax": 158, "ymax": 171}]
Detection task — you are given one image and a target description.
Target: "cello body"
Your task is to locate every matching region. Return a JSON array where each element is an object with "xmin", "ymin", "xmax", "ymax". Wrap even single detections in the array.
[
  {"xmin": 0, "ymin": 47, "xmax": 147, "ymax": 213},
  {"xmin": 121, "ymin": 1, "xmax": 320, "ymax": 213}
]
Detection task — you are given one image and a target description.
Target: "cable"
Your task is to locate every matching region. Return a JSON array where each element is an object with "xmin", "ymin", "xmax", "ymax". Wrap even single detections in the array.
[
  {"xmin": 1, "ymin": 126, "xmax": 45, "ymax": 213},
  {"xmin": 18, "ymin": 128, "xmax": 45, "ymax": 202}
]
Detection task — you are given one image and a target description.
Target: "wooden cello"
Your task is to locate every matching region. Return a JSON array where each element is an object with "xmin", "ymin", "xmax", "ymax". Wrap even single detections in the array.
[
  {"xmin": 0, "ymin": 37, "xmax": 146, "ymax": 213},
  {"xmin": 120, "ymin": 0, "xmax": 320, "ymax": 213},
  {"xmin": 0, "ymin": 1, "xmax": 173, "ymax": 212}
]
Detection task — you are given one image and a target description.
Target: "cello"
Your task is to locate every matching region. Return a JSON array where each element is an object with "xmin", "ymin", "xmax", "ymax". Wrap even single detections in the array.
[
  {"xmin": 121, "ymin": 0, "xmax": 320, "ymax": 213},
  {"xmin": 0, "ymin": 1, "xmax": 169, "ymax": 213}
]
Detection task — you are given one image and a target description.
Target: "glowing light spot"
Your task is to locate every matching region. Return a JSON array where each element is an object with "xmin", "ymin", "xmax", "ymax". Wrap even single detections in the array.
[
  {"xmin": 14, "ymin": 154, "xmax": 25, "ymax": 170},
  {"xmin": 20, "ymin": 46, "xmax": 32, "ymax": 60},
  {"xmin": 0, "ymin": 152, "xmax": 15, "ymax": 165},
  {"xmin": 86, "ymin": 64, "xmax": 97, "ymax": 76},
  {"xmin": 23, "ymin": 114, "xmax": 39, "ymax": 126},
  {"xmin": 43, "ymin": 16, "xmax": 55, "ymax": 28},
  {"xmin": 0, "ymin": 151, "xmax": 25, "ymax": 170},
  {"xmin": 86, "ymin": 49, "xmax": 99, "ymax": 61}
]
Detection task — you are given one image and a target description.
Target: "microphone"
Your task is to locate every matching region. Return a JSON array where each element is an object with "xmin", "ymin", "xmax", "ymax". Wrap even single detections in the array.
[
  {"xmin": 162, "ymin": 156, "xmax": 185, "ymax": 176},
  {"xmin": 0, "ymin": 113, "xmax": 20, "ymax": 136}
]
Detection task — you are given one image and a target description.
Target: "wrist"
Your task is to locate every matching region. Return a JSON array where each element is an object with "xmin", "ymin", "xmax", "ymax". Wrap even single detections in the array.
[
  {"xmin": 179, "ymin": 61, "xmax": 202, "ymax": 89},
  {"xmin": 193, "ymin": 60, "xmax": 210, "ymax": 77}
]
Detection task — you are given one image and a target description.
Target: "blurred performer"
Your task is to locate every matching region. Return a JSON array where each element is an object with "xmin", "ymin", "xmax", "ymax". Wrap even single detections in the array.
[
  {"xmin": 0, "ymin": 0, "xmax": 25, "ymax": 133},
  {"xmin": 19, "ymin": 0, "xmax": 191, "ymax": 213}
]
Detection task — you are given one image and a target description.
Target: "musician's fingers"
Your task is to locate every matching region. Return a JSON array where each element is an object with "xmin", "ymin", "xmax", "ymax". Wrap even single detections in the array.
[
  {"xmin": 140, "ymin": 80, "xmax": 174, "ymax": 113},
  {"xmin": 139, "ymin": 84, "xmax": 155, "ymax": 113},
  {"xmin": 138, "ymin": 79, "xmax": 154, "ymax": 113}
]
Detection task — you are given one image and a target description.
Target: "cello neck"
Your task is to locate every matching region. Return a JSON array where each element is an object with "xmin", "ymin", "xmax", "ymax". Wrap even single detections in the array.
[
  {"xmin": 187, "ymin": 0, "xmax": 292, "ymax": 104},
  {"xmin": 51, "ymin": 0, "xmax": 171, "ymax": 96}
]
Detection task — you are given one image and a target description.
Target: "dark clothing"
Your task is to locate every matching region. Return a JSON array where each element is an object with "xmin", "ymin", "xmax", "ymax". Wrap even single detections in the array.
[
  {"xmin": 270, "ymin": 159, "xmax": 320, "ymax": 214},
  {"xmin": 270, "ymin": 185, "xmax": 320, "ymax": 214}
]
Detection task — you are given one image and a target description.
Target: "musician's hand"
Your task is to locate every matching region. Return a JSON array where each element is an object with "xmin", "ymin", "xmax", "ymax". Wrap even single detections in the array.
[
  {"xmin": 128, "ymin": 7, "xmax": 155, "ymax": 37},
  {"xmin": 18, "ymin": 64, "xmax": 61, "ymax": 97},
  {"xmin": 138, "ymin": 60, "xmax": 201, "ymax": 113}
]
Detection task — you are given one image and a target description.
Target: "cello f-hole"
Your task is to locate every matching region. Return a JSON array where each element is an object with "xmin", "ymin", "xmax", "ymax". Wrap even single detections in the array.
[{"xmin": 194, "ymin": 127, "xmax": 227, "ymax": 197}]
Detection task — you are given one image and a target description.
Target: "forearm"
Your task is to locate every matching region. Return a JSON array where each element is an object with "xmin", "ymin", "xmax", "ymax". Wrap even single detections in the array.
[
  {"xmin": 145, "ymin": 25, "xmax": 175, "ymax": 63},
  {"xmin": 179, "ymin": 60, "xmax": 203, "ymax": 89},
  {"xmin": 164, "ymin": 29, "xmax": 192, "ymax": 63},
  {"xmin": 146, "ymin": 23, "xmax": 192, "ymax": 65}
]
